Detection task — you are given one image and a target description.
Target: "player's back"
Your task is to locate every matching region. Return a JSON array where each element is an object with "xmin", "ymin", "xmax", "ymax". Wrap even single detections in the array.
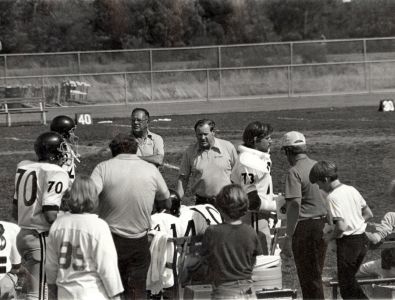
[
  {"xmin": 0, "ymin": 221, "xmax": 21, "ymax": 280},
  {"xmin": 179, "ymin": 204, "xmax": 222, "ymax": 236},
  {"xmin": 14, "ymin": 160, "xmax": 69, "ymax": 232},
  {"xmin": 46, "ymin": 213, "xmax": 121, "ymax": 300}
]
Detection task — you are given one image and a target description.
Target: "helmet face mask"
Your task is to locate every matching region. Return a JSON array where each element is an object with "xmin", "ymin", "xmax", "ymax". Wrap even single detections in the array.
[{"xmin": 34, "ymin": 132, "xmax": 66, "ymax": 165}]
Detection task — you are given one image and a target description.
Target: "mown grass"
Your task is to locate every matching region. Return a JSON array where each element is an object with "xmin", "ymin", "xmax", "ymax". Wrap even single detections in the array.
[{"xmin": 1, "ymin": 105, "xmax": 395, "ymax": 298}]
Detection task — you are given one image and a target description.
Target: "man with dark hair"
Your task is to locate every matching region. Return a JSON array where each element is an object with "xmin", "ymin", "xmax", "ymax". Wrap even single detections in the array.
[
  {"xmin": 281, "ymin": 131, "xmax": 328, "ymax": 300},
  {"xmin": 231, "ymin": 121, "xmax": 277, "ymax": 254},
  {"xmin": 91, "ymin": 133, "xmax": 171, "ymax": 300},
  {"xmin": 131, "ymin": 108, "xmax": 164, "ymax": 167},
  {"xmin": 177, "ymin": 119, "xmax": 238, "ymax": 205}
]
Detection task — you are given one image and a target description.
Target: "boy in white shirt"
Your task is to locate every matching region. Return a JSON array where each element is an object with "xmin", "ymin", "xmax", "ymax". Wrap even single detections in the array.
[{"xmin": 309, "ymin": 160, "xmax": 373, "ymax": 299}]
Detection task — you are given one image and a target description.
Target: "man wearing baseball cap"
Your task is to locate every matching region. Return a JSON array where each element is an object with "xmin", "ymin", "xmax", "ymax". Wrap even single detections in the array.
[{"xmin": 281, "ymin": 131, "xmax": 328, "ymax": 299}]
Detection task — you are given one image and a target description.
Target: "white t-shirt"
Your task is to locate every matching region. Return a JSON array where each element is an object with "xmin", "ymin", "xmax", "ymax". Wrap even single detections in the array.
[
  {"xmin": 14, "ymin": 161, "xmax": 70, "ymax": 232},
  {"xmin": 46, "ymin": 213, "xmax": 123, "ymax": 300},
  {"xmin": 231, "ymin": 145, "xmax": 275, "ymax": 211},
  {"xmin": 0, "ymin": 221, "xmax": 21, "ymax": 280},
  {"xmin": 327, "ymin": 184, "xmax": 367, "ymax": 236}
]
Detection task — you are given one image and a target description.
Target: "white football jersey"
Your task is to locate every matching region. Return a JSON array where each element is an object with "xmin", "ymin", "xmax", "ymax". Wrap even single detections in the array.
[
  {"xmin": 14, "ymin": 160, "xmax": 70, "ymax": 232},
  {"xmin": 151, "ymin": 213, "xmax": 185, "ymax": 238},
  {"xmin": 231, "ymin": 145, "xmax": 276, "ymax": 212},
  {"xmin": 179, "ymin": 204, "xmax": 222, "ymax": 236},
  {"xmin": 0, "ymin": 221, "xmax": 21, "ymax": 280},
  {"xmin": 46, "ymin": 213, "xmax": 123, "ymax": 300},
  {"xmin": 151, "ymin": 204, "xmax": 222, "ymax": 238},
  {"xmin": 61, "ymin": 142, "xmax": 79, "ymax": 183}
]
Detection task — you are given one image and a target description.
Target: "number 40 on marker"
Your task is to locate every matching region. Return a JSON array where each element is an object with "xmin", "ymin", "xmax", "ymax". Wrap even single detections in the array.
[{"xmin": 75, "ymin": 113, "xmax": 93, "ymax": 125}]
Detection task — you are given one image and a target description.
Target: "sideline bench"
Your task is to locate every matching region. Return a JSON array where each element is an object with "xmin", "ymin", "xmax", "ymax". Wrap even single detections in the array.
[
  {"xmin": 0, "ymin": 97, "xmax": 47, "ymax": 126},
  {"xmin": 327, "ymin": 277, "xmax": 395, "ymax": 299},
  {"xmin": 327, "ymin": 232, "xmax": 395, "ymax": 299}
]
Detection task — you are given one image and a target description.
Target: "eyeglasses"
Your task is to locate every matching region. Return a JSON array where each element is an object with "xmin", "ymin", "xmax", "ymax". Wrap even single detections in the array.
[{"xmin": 131, "ymin": 118, "xmax": 148, "ymax": 123}]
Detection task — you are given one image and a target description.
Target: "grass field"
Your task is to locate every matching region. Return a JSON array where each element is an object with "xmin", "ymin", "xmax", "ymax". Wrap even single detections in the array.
[{"xmin": 1, "ymin": 105, "xmax": 395, "ymax": 298}]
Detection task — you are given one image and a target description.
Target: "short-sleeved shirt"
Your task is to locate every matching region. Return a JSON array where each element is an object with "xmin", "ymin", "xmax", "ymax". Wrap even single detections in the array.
[
  {"xmin": 91, "ymin": 154, "xmax": 170, "ymax": 238},
  {"xmin": 201, "ymin": 223, "xmax": 263, "ymax": 286},
  {"xmin": 231, "ymin": 145, "xmax": 275, "ymax": 211},
  {"xmin": 179, "ymin": 138, "xmax": 238, "ymax": 198},
  {"xmin": 132, "ymin": 130, "xmax": 164, "ymax": 157},
  {"xmin": 284, "ymin": 154, "xmax": 327, "ymax": 219},
  {"xmin": 0, "ymin": 221, "xmax": 21, "ymax": 280},
  {"xmin": 46, "ymin": 213, "xmax": 123, "ymax": 299},
  {"xmin": 14, "ymin": 161, "xmax": 70, "ymax": 232},
  {"xmin": 327, "ymin": 184, "xmax": 367, "ymax": 236}
]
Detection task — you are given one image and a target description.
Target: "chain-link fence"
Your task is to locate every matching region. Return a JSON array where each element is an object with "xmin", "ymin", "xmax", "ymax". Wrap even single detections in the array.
[{"xmin": 1, "ymin": 37, "xmax": 395, "ymax": 106}]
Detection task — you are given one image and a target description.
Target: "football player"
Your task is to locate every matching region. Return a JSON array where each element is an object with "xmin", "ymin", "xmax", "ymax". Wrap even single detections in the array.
[
  {"xmin": 50, "ymin": 115, "xmax": 80, "ymax": 182},
  {"xmin": 151, "ymin": 189, "xmax": 222, "ymax": 238},
  {"xmin": 0, "ymin": 221, "xmax": 21, "ymax": 300},
  {"xmin": 231, "ymin": 121, "xmax": 278, "ymax": 254},
  {"xmin": 13, "ymin": 131, "xmax": 70, "ymax": 300}
]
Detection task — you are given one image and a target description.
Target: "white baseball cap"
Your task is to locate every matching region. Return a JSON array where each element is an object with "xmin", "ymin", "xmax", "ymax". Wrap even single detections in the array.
[{"xmin": 281, "ymin": 131, "xmax": 306, "ymax": 148}]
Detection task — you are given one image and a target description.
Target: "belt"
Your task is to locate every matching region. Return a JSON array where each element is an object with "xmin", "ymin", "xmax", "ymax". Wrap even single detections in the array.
[{"xmin": 298, "ymin": 215, "xmax": 326, "ymax": 222}]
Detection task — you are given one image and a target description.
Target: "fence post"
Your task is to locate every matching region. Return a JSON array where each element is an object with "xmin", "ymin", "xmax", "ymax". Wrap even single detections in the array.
[
  {"xmin": 124, "ymin": 73, "xmax": 128, "ymax": 104},
  {"xmin": 289, "ymin": 42, "xmax": 294, "ymax": 96},
  {"xmin": 41, "ymin": 76, "xmax": 46, "ymax": 101},
  {"xmin": 4, "ymin": 55, "xmax": 7, "ymax": 85},
  {"xmin": 206, "ymin": 69, "xmax": 210, "ymax": 101},
  {"xmin": 363, "ymin": 39, "xmax": 369, "ymax": 92},
  {"xmin": 218, "ymin": 46, "xmax": 222, "ymax": 98},
  {"xmin": 149, "ymin": 50, "xmax": 153, "ymax": 101},
  {"xmin": 77, "ymin": 52, "xmax": 81, "ymax": 75}
]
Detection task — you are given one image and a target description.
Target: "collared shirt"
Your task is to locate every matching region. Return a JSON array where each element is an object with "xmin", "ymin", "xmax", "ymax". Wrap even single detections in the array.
[
  {"xmin": 179, "ymin": 138, "xmax": 238, "ymax": 198},
  {"xmin": 91, "ymin": 154, "xmax": 170, "ymax": 238},
  {"xmin": 132, "ymin": 130, "xmax": 164, "ymax": 157},
  {"xmin": 284, "ymin": 154, "xmax": 327, "ymax": 219}
]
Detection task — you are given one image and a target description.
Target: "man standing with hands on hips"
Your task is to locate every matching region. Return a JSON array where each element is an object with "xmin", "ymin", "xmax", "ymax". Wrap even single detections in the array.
[
  {"xmin": 281, "ymin": 131, "xmax": 328, "ymax": 300},
  {"xmin": 177, "ymin": 119, "xmax": 238, "ymax": 205}
]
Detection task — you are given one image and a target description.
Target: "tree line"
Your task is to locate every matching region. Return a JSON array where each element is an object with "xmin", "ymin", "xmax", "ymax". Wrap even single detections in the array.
[{"xmin": 0, "ymin": 0, "xmax": 394, "ymax": 54}]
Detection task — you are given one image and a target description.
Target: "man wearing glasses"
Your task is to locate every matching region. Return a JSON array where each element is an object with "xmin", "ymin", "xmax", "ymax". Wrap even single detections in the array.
[{"xmin": 131, "ymin": 108, "xmax": 164, "ymax": 167}]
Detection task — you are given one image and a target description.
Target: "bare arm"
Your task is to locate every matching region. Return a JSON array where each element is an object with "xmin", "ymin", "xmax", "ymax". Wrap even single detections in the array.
[
  {"xmin": 362, "ymin": 205, "xmax": 373, "ymax": 222},
  {"xmin": 43, "ymin": 210, "xmax": 58, "ymax": 224},
  {"xmin": 177, "ymin": 175, "xmax": 189, "ymax": 199},
  {"xmin": 139, "ymin": 154, "xmax": 164, "ymax": 167}
]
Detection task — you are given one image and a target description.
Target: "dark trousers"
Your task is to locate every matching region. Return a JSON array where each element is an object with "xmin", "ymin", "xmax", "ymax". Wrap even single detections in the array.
[
  {"xmin": 292, "ymin": 218, "xmax": 326, "ymax": 300},
  {"xmin": 336, "ymin": 233, "xmax": 369, "ymax": 299},
  {"xmin": 112, "ymin": 233, "xmax": 151, "ymax": 300}
]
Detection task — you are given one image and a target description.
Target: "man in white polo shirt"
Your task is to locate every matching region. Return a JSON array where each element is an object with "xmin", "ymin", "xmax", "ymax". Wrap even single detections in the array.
[{"xmin": 91, "ymin": 133, "xmax": 170, "ymax": 300}]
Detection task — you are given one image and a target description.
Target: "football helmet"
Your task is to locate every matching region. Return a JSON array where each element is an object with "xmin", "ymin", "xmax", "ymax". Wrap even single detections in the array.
[
  {"xmin": 50, "ymin": 115, "xmax": 78, "ymax": 143},
  {"xmin": 168, "ymin": 189, "xmax": 181, "ymax": 217},
  {"xmin": 34, "ymin": 132, "xmax": 66, "ymax": 164}
]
